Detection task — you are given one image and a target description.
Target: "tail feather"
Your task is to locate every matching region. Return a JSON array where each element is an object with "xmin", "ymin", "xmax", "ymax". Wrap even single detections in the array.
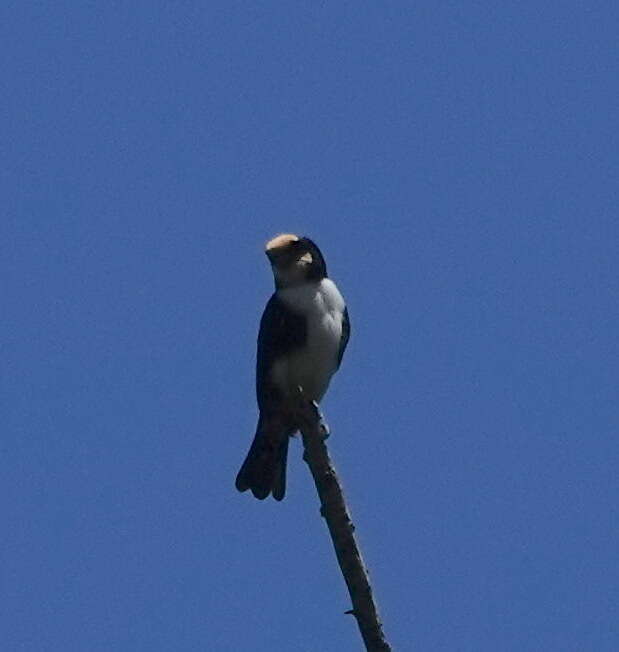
[
  {"xmin": 272, "ymin": 437, "xmax": 289, "ymax": 501},
  {"xmin": 235, "ymin": 420, "xmax": 291, "ymax": 501}
]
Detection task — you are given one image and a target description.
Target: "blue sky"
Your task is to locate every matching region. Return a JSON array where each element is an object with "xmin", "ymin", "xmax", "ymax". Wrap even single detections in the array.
[{"xmin": 2, "ymin": 3, "xmax": 617, "ymax": 650}]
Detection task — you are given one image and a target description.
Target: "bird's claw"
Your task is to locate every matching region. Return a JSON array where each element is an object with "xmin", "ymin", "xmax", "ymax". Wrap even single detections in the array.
[{"xmin": 295, "ymin": 388, "xmax": 330, "ymax": 439}]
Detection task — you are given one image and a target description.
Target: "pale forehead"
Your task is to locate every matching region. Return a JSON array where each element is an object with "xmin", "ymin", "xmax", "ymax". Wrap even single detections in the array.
[{"xmin": 265, "ymin": 233, "xmax": 299, "ymax": 251}]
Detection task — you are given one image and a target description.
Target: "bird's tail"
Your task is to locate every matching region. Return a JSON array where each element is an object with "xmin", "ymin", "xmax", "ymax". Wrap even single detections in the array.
[{"xmin": 235, "ymin": 418, "xmax": 290, "ymax": 501}]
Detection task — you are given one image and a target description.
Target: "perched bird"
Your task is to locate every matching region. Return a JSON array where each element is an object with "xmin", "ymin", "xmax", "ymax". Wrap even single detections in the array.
[{"xmin": 235, "ymin": 234, "xmax": 350, "ymax": 501}]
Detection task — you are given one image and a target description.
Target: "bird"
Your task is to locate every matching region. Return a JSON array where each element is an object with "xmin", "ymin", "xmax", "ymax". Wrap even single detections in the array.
[{"xmin": 235, "ymin": 234, "xmax": 350, "ymax": 501}]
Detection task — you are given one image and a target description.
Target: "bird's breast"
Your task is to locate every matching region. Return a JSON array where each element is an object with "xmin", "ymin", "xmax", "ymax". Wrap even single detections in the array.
[{"xmin": 271, "ymin": 279, "xmax": 345, "ymax": 401}]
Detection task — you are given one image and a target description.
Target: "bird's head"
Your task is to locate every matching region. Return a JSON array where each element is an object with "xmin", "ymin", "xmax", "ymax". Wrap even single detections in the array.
[{"xmin": 265, "ymin": 233, "xmax": 327, "ymax": 287}]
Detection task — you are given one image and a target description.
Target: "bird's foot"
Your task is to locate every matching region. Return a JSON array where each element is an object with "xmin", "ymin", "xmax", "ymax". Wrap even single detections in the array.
[
  {"xmin": 295, "ymin": 387, "xmax": 330, "ymax": 439},
  {"xmin": 311, "ymin": 400, "xmax": 330, "ymax": 439}
]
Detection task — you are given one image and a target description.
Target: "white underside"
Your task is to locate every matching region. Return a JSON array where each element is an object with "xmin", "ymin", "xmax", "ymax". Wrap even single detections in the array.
[{"xmin": 271, "ymin": 278, "xmax": 345, "ymax": 402}]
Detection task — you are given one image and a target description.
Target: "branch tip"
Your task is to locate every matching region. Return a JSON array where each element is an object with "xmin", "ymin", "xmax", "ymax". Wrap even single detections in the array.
[{"xmin": 295, "ymin": 393, "xmax": 392, "ymax": 651}]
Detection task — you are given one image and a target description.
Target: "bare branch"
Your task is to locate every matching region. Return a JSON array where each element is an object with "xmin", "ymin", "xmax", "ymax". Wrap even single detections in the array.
[{"xmin": 294, "ymin": 390, "xmax": 392, "ymax": 652}]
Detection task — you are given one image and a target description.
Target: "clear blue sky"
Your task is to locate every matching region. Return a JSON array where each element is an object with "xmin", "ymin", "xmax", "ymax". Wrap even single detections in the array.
[{"xmin": 3, "ymin": 3, "xmax": 617, "ymax": 651}]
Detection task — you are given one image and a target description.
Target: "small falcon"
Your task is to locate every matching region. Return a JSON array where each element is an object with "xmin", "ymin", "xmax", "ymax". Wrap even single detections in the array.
[{"xmin": 235, "ymin": 234, "xmax": 350, "ymax": 501}]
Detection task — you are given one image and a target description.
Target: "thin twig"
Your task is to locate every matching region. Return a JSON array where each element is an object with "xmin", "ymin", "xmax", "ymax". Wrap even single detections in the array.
[{"xmin": 294, "ymin": 390, "xmax": 392, "ymax": 652}]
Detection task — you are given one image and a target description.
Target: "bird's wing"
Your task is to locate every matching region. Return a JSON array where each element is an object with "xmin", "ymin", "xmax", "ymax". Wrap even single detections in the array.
[
  {"xmin": 256, "ymin": 294, "xmax": 307, "ymax": 412},
  {"xmin": 337, "ymin": 306, "xmax": 350, "ymax": 369}
]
